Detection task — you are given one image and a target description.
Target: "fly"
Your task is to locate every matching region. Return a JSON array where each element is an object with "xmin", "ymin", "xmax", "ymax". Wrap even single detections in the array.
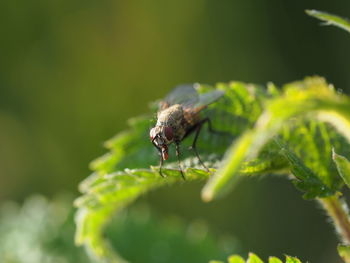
[{"xmin": 150, "ymin": 84, "xmax": 225, "ymax": 179}]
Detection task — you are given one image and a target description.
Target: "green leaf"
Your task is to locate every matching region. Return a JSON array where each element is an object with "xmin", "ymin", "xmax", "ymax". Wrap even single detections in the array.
[
  {"xmin": 75, "ymin": 167, "xmax": 210, "ymax": 262},
  {"xmin": 247, "ymin": 253, "xmax": 264, "ymax": 263},
  {"xmin": 75, "ymin": 77, "xmax": 350, "ymax": 261},
  {"xmin": 306, "ymin": 9, "xmax": 350, "ymax": 34},
  {"xmin": 211, "ymin": 254, "xmax": 304, "ymax": 263},
  {"xmin": 338, "ymin": 244, "xmax": 350, "ymax": 263},
  {"xmin": 268, "ymin": 257, "xmax": 282, "ymax": 263},
  {"xmin": 228, "ymin": 255, "xmax": 245, "ymax": 263},
  {"xmin": 203, "ymin": 77, "xmax": 350, "ymax": 201},
  {"xmin": 202, "ymin": 131, "xmax": 254, "ymax": 201},
  {"xmin": 285, "ymin": 255, "xmax": 302, "ymax": 263},
  {"xmin": 76, "ymin": 82, "xmax": 271, "ymax": 262},
  {"xmin": 333, "ymin": 149, "xmax": 350, "ymax": 188},
  {"xmin": 277, "ymin": 140, "xmax": 335, "ymax": 199}
]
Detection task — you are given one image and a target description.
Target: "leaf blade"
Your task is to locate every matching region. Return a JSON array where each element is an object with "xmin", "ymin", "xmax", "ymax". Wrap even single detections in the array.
[
  {"xmin": 228, "ymin": 255, "xmax": 246, "ymax": 263},
  {"xmin": 203, "ymin": 77, "xmax": 350, "ymax": 201},
  {"xmin": 333, "ymin": 149, "xmax": 350, "ymax": 188},
  {"xmin": 247, "ymin": 253, "xmax": 264, "ymax": 263},
  {"xmin": 338, "ymin": 244, "xmax": 350, "ymax": 263},
  {"xmin": 306, "ymin": 9, "xmax": 350, "ymax": 34},
  {"xmin": 285, "ymin": 255, "xmax": 302, "ymax": 263},
  {"xmin": 268, "ymin": 257, "xmax": 282, "ymax": 263}
]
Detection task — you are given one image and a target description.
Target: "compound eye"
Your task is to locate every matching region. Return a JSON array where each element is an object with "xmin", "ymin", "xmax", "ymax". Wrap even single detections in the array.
[
  {"xmin": 164, "ymin": 126, "xmax": 174, "ymax": 141},
  {"xmin": 150, "ymin": 128, "xmax": 157, "ymax": 141}
]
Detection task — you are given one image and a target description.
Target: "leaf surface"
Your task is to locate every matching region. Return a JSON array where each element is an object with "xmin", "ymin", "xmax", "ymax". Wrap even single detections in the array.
[{"xmin": 306, "ymin": 9, "xmax": 350, "ymax": 33}]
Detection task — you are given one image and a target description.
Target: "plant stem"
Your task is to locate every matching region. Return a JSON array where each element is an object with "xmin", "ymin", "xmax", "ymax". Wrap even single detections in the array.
[{"xmin": 319, "ymin": 195, "xmax": 350, "ymax": 244}]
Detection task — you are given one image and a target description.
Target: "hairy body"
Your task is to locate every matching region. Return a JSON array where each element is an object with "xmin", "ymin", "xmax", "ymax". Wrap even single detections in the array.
[{"xmin": 150, "ymin": 85, "xmax": 224, "ymax": 179}]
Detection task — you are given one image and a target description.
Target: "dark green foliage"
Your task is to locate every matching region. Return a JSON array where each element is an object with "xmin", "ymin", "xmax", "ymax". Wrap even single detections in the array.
[
  {"xmin": 0, "ymin": 195, "xmax": 91, "ymax": 263},
  {"xmin": 0, "ymin": 195, "xmax": 232, "ymax": 263},
  {"xmin": 210, "ymin": 253, "xmax": 302, "ymax": 263},
  {"xmin": 106, "ymin": 206, "xmax": 235, "ymax": 263}
]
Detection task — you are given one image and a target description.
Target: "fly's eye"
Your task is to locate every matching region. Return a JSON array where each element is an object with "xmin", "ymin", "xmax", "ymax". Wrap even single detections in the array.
[
  {"xmin": 163, "ymin": 126, "xmax": 173, "ymax": 141},
  {"xmin": 150, "ymin": 128, "xmax": 157, "ymax": 141}
]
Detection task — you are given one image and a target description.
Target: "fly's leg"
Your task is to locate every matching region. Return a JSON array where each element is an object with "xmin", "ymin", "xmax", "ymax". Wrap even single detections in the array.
[
  {"xmin": 175, "ymin": 142, "xmax": 186, "ymax": 180},
  {"xmin": 189, "ymin": 119, "xmax": 210, "ymax": 172},
  {"xmin": 183, "ymin": 117, "xmax": 231, "ymax": 172},
  {"xmin": 203, "ymin": 117, "xmax": 231, "ymax": 136},
  {"xmin": 158, "ymin": 154, "xmax": 165, "ymax": 177},
  {"xmin": 187, "ymin": 117, "xmax": 231, "ymax": 171},
  {"xmin": 153, "ymin": 139, "xmax": 165, "ymax": 178}
]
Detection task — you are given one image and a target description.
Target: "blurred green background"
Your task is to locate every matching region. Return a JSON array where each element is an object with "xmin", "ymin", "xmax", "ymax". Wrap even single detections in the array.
[{"xmin": 1, "ymin": 0, "xmax": 350, "ymax": 262}]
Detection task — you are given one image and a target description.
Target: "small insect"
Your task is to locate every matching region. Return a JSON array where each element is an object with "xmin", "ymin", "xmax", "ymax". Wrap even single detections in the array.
[{"xmin": 150, "ymin": 84, "xmax": 225, "ymax": 179}]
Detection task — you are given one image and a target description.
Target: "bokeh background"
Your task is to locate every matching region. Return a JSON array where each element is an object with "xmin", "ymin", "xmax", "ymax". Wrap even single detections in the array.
[{"xmin": 1, "ymin": 0, "xmax": 350, "ymax": 262}]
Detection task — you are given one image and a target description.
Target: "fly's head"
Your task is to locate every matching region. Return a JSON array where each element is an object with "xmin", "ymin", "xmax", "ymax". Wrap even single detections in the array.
[{"xmin": 150, "ymin": 126, "xmax": 174, "ymax": 160}]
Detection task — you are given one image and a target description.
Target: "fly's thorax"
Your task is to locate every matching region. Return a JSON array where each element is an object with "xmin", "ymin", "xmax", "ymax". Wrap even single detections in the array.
[
  {"xmin": 156, "ymin": 104, "xmax": 187, "ymax": 141},
  {"xmin": 157, "ymin": 104, "xmax": 183, "ymax": 125}
]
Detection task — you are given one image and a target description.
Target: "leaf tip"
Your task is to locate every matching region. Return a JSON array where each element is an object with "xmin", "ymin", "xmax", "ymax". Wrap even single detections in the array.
[
  {"xmin": 332, "ymin": 147, "xmax": 337, "ymax": 159},
  {"xmin": 201, "ymin": 188, "xmax": 213, "ymax": 202},
  {"xmin": 305, "ymin": 9, "xmax": 323, "ymax": 17},
  {"xmin": 305, "ymin": 9, "xmax": 314, "ymax": 15}
]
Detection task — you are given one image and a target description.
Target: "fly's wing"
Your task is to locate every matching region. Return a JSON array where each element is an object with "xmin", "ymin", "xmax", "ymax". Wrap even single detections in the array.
[
  {"xmin": 159, "ymin": 85, "xmax": 199, "ymax": 110},
  {"xmin": 182, "ymin": 87, "xmax": 224, "ymax": 125},
  {"xmin": 192, "ymin": 89, "xmax": 225, "ymax": 111}
]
